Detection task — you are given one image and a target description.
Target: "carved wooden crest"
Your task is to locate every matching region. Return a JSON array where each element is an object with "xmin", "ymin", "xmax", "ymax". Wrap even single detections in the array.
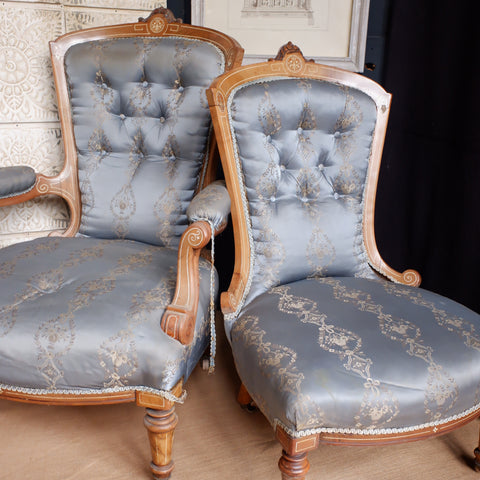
[
  {"xmin": 271, "ymin": 42, "xmax": 314, "ymax": 73},
  {"xmin": 139, "ymin": 7, "xmax": 182, "ymax": 34}
]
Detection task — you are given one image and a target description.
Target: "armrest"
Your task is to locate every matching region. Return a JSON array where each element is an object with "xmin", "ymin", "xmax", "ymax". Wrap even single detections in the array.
[
  {"xmin": 0, "ymin": 166, "xmax": 36, "ymax": 201},
  {"xmin": 161, "ymin": 220, "xmax": 215, "ymax": 345},
  {"xmin": 186, "ymin": 180, "xmax": 231, "ymax": 233}
]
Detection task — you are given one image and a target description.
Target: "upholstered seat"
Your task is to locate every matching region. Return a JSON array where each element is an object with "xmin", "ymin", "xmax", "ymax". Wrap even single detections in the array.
[
  {"xmin": 0, "ymin": 237, "xmax": 213, "ymax": 394},
  {"xmin": 207, "ymin": 43, "xmax": 480, "ymax": 479},
  {"xmin": 231, "ymin": 277, "xmax": 480, "ymax": 436},
  {"xmin": 0, "ymin": 9, "xmax": 243, "ymax": 479}
]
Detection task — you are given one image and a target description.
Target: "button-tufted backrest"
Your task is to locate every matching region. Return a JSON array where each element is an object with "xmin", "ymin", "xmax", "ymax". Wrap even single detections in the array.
[
  {"xmin": 65, "ymin": 36, "xmax": 225, "ymax": 247},
  {"xmin": 227, "ymin": 77, "xmax": 379, "ymax": 305}
]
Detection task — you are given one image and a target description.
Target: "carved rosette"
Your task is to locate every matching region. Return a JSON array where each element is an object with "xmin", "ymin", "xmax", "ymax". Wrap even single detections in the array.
[{"xmin": 139, "ymin": 7, "xmax": 182, "ymax": 35}]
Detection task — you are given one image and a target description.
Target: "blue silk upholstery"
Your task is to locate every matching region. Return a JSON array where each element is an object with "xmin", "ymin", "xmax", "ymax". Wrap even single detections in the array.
[
  {"xmin": 0, "ymin": 34, "xmax": 228, "ymax": 400},
  {"xmin": 0, "ymin": 166, "xmax": 36, "ymax": 199},
  {"xmin": 187, "ymin": 180, "xmax": 231, "ymax": 231},
  {"xmin": 222, "ymin": 76, "xmax": 480, "ymax": 438},
  {"xmin": 0, "ymin": 237, "xmax": 216, "ymax": 394},
  {"xmin": 228, "ymin": 79, "xmax": 378, "ymax": 311},
  {"xmin": 231, "ymin": 277, "xmax": 480, "ymax": 435},
  {"xmin": 66, "ymin": 37, "xmax": 224, "ymax": 247}
]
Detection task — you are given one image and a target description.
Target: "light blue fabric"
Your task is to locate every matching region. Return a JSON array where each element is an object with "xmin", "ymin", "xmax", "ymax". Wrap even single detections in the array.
[
  {"xmin": 0, "ymin": 236, "xmax": 217, "ymax": 393},
  {"xmin": 231, "ymin": 276, "xmax": 480, "ymax": 434},
  {"xmin": 65, "ymin": 37, "xmax": 225, "ymax": 247},
  {"xmin": 0, "ymin": 166, "xmax": 36, "ymax": 199},
  {"xmin": 187, "ymin": 180, "xmax": 231, "ymax": 231},
  {"xmin": 228, "ymin": 78, "xmax": 378, "ymax": 308}
]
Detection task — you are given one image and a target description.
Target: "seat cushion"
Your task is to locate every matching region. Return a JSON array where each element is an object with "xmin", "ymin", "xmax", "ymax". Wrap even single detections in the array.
[
  {"xmin": 0, "ymin": 237, "xmax": 216, "ymax": 396},
  {"xmin": 230, "ymin": 276, "xmax": 480, "ymax": 436}
]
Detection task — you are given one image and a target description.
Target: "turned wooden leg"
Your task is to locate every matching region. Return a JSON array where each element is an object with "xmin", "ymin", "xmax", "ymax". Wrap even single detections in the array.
[
  {"xmin": 475, "ymin": 425, "xmax": 480, "ymax": 472},
  {"xmin": 278, "ymin": 450, "xmax": 310, "ymax": 479},
  {"xmin": 275, "ymin": 425, "xmax": 318, "ymax": 480},
  {"xmin": 237, "ymin": 383, "xmax": 257, "ymax": 411},
  {"xmin": 144, "ymin": 406, "xmax": 178, "ymax": 479}
]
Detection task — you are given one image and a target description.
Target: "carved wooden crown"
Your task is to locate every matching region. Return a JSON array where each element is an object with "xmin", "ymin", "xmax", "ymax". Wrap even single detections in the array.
[{"xmin": 138, "ymin": 7, "xmax": 182, "ymax": 25}]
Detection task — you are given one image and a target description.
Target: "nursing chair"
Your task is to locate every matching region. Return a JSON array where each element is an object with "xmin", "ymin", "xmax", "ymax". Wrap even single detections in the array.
[
  {"xmin": 207, "ymin": 42, "xmax": 480, "ymax": 479},
  {"xmin": 0, "ymin": 9, "xmax": 242, "ymax": 478}
]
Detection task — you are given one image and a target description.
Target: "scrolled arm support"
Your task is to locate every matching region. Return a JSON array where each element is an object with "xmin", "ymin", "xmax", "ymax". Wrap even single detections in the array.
[
  {"xmin": 0, "ymin": 165, "xmax": 81, "ymax": 237},
  {"xmin": 161, "ymin": 221, "xmax": 213, "ymax": 345}
]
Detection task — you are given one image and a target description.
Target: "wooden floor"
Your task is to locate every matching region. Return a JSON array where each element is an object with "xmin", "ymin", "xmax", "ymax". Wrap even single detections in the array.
[{"xmin": 1, "ymin": 317, "xmax": 479, "ymax": 480}]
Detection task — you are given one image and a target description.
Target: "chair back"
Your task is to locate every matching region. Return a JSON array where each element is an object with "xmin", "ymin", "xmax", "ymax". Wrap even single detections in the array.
[
  {"xmin": 50, "ymin": 8, "xmax": 243, "ymax": 246},
  {"xmin": 208, "ymin": 43, "xmax": 396, "ymax": 312}
]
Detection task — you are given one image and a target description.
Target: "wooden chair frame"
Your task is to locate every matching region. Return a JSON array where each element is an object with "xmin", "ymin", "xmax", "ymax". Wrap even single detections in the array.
[
  {"xmin": 207, "ymin": 42, "xmax": 480, "ymax": 479},
  {"xmin": 0, "ymin": 8, "xmax": 243, "ymax": 479}
]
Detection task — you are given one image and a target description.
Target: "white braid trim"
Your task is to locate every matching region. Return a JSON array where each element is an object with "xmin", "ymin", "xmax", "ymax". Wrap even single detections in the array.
[
  {"xmin": 0, "ymin": 383, "xmax": 187, "ymax": 404},
  {"xmin": 273, "ymin": 402, "xmax": 480, "ymax": 438}
]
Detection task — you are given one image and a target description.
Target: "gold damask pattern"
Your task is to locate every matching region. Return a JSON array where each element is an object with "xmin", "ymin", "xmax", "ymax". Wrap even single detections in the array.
[
  {"xmin": 0, "ymin": 241, "xmax": 107, "ymax": 339},
  {"xmin": 99, "ymin": 272, "xmax": 175, "ymax": 387},
  {"xmin": 232, "ymin": 314, "xmax": 326, "ymax": 430},
  {"xmin": 316, "ymin": 278, "xmax": 459, "ymax": 421},
  {"xmin": 151, "ymin": 39, "xmax": 203, "ymax": 246},
  {"xmin": 253, "ymin": 84, "xmax": 286, "ymax": 285},
  {"xmin": 382, "ymin": 282, "xmax": 480, "ymax": 351},
  {"xmin": 246, "ymin": 81, "xmax": 372, "ymax": 290},
  {"xmin": 270, "ymin": 284, "xmax": 400, "ymax": 429},
  {"xmin": 0, "ymin": 237, "xmax": 60, "ymax": 279},
  {"xmin": 34, "ymin": 244, "xmax": 157, "ymax": 388}
]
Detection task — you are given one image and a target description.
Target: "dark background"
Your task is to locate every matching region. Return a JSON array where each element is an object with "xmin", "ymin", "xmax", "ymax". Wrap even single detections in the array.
[{"xmin": 167, "ymin": 0, "xmax": 480, "ymax": 314}]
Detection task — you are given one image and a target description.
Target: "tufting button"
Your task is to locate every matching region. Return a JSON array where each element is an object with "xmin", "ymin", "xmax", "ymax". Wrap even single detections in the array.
[
  {"xmin": 159, "ymin": 116, "xmax": 165, "ymax": 123},
  {"xmin": 169, "ymin": 155, "xmax": 175, "ymax": 161},
  {"xmin": 280, "ymin": 165, "xmax": 286, "ymax": 171},
  {"xmin": 318, "ymin": 164, "xmax": 324, "ymax": 171},
  {"xmin": 178, "ymin": 86, "xmax": 184, "ymax": 92},
  {"xmin": 334, "ymin": 131, "xmax": 341, "ymax": 138},
  {"xmin": 301, "ymin": 196, "xmax": 308, "ymax": 203},
  {"xmin": 333, "ymin": 192, "xmax": 339, "ymax": 200},
  {"xmin": 270, "ymin": 196, "xmax": 276, "ymax": 203},
  {"xmin": 142, "ymin": 81, "xmax": 148, "ymax": 88},
  {"xmin": 119, "ymin": 114, "xmax": 126, "ymax": 120},
  {"xmin": 297, "ymin": 127, "xmax": 303, "ymax": 134},
  {"xmin": 102, "ymin": 83, "xmax": 108, "ymax": 89},
  {"xmin": 266, "ymin": 135, "xmax": 272, "ymax": 142}
]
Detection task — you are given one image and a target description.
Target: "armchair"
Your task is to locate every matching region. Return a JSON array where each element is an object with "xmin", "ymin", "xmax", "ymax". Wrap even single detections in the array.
[
  {"xmin": 0, "ymin": 9, "xmax": 243, "ymax": 479},
  {"xmin": 207, "ymin": 43, "xmax": 480, "ymax": 479}
]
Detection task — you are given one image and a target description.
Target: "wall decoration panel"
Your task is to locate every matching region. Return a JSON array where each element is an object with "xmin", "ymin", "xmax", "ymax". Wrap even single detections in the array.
[
  {"xmin": 0, "ymin": 0, "xmax": 166, "ymax": 248},
  {"xmin": 0, "ymin": 4, "xmax": 63, "ymax": 123},
  {"xmin": 65, "ymin": 7, "xmax": 158, "ymax": 31}
]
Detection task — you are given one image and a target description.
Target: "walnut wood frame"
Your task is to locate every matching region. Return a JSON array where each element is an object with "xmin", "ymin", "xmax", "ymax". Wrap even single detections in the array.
[
  {"xmin": 207, "ymin": 43, "xmax": 479, "ymax": 479},
  {"xmin": 0, "ymin": 8, "xmax": 243, "ymax": 479}
]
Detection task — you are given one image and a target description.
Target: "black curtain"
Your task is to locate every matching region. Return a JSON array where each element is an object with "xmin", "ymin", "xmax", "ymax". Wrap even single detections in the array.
[{"xmin": 376, "ymin": 0, "xmax": 480, "ymax": 313}]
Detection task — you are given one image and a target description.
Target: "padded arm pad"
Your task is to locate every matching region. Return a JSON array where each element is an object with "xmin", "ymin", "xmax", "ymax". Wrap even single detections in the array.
[
  {"xmin": 0, "ymin": 166, "xmax": 36, "ymax": 199},
  {"xmin": 186, "ymin": 180, "xmax": 231, "ymax": 232}
]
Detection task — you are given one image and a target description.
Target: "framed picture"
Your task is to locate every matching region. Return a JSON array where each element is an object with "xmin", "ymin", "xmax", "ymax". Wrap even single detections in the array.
[{"xmin": 191, "ymin": 0, "xmax": 370, "ymax": 71}]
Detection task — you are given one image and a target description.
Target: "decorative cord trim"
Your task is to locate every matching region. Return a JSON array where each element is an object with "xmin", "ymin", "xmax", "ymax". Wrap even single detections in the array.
[
  {"xmin": 273, "ymin": 402, "xmax": 480, "ymax": 438},
  {"xmin": 206, "ymin": 219, "xmax": 217, "ymax": 374},
  {"xmin": 0, "ymin": 383, "xmax": 187, "ymax": 404}
]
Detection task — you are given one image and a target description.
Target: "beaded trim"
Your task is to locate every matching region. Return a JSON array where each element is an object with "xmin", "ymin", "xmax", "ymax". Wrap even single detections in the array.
[
  {"xmin": 206, "ymin": 219, "xmax": 217, "ymax": 373},
  {"xmin": 273, "ymin": 402, "xmax": 480, "ymax": 438},
  {"xmin": 0, "ymin": 383, "xmax": 187, "ymax": 404}
]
